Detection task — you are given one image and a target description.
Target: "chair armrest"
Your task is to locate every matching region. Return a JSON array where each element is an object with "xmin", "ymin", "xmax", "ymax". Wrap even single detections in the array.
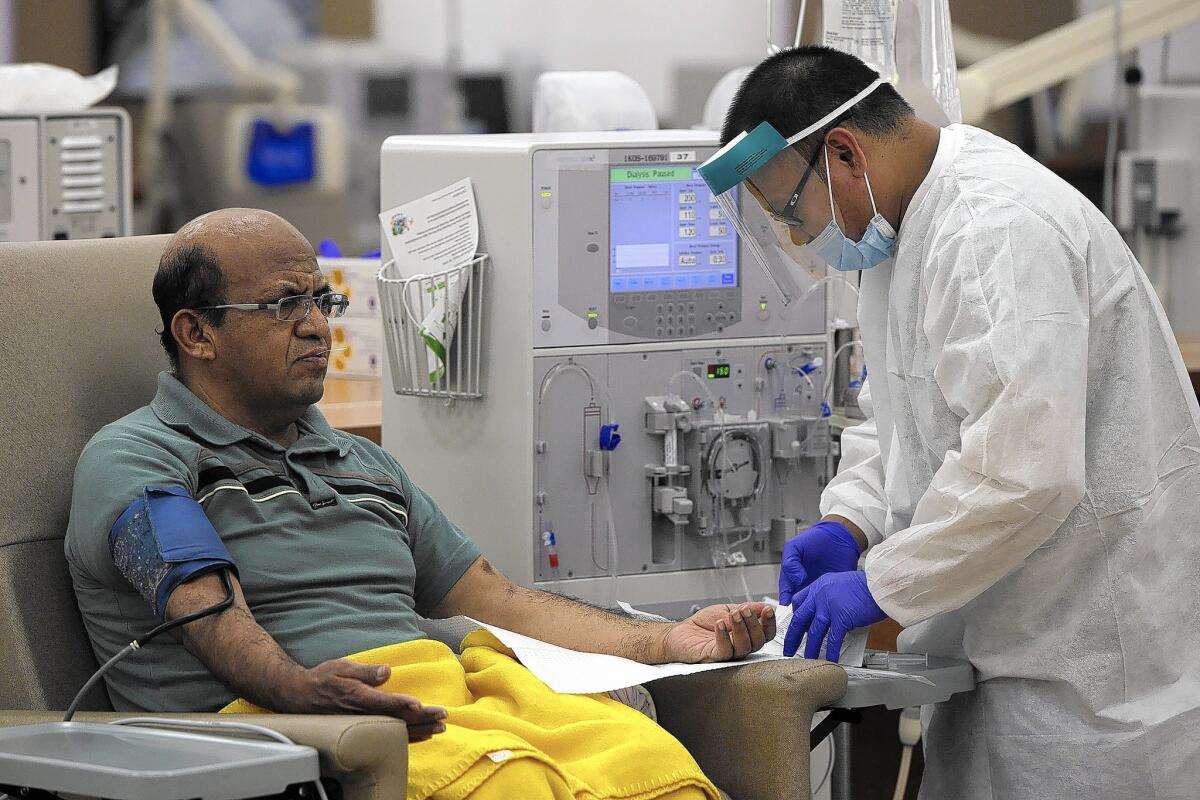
[
  {"xmin": 0, "ymin": 711, "xmax": 408, "ymax": 800},
  {"xmin": 646, "ymin": 660, "xmax": 847, "ymax": 800}
]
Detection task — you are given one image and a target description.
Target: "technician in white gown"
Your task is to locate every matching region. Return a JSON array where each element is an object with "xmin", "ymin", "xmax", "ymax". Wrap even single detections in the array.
[{"xmin": 700, "ymin": 45, "xmax": 1200, "ymax": 798}]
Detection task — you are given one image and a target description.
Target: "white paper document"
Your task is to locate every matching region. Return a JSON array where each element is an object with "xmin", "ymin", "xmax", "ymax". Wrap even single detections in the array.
[
  {"xmin": 379, "ymin": 178, "xmax": 479, "ymax": 385},
  {"xmin": 471, "ymin": 618, "xmax": 786, "ymax": 694},
  {"xmin": 379, "ymin": 177, "xmax": 479, "ymax": 274},
  {"xmin": 467, "ymin": 602, "xmax": 929, "ymax": 694}
]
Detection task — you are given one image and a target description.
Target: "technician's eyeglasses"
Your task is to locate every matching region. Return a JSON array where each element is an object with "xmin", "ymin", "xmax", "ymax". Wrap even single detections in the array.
[
  {"xmin": 761, "ymin": 144, "xmax": 824, "ymax": 233},
  {"xmin": 195, "ymin": 292, "xmax": 350, "ymax": 321}
]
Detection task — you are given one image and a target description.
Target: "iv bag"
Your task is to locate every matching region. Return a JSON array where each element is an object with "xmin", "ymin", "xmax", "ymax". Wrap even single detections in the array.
[{"xmin": 821, "ymin": 0, "xmax": 961, "ymax": 125}]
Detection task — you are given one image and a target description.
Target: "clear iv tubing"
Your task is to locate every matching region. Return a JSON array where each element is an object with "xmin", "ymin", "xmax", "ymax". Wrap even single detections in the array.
[
  {"xmin": 798, "ymin": 273, "xmax": 861, "ymax": 312},
  {"xmin": 788, "ymin": 357, "xmax": 817, "ymax": 393},
  {"xmin": 823, "ymin": 339, "xmax": 864, "ymax": 409},
  {"xmin": 538, "ymin": 362, "xmax": 615, "ymax": 425},
  {"xmin": 536, "ymin": 361, "xmax": 620, "ymax": 606}
]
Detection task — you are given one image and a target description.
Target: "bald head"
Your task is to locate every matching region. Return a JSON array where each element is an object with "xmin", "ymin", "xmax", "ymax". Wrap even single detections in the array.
[{"xmin": 164, "ymin": 208, "xmax": 307, "ymax": 262}]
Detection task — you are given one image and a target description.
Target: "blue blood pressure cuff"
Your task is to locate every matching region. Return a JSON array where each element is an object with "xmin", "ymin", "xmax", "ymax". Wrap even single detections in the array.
[{"xmin": 108, "ymin": 486, "xmax": 236, "ymax": 618}]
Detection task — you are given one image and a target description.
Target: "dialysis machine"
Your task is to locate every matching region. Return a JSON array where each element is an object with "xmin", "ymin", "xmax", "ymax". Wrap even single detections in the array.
[{"xmin": 379, "ymin": 132, "xmax": 833, "ymax": 611}]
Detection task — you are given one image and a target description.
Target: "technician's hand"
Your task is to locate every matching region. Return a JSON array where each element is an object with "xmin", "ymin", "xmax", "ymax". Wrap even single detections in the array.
[
  {"xmin": 783, "ymin": 570, "xmax": 886, "ymax": 662},
  {"xmin": 778, "ymin": 520, "xmax": 862, "ymax": 606},
  {"xmin": 300, "ymin": 659, "xmax": 448, "ymax": 742},
  {"xmin": 662, "ymin": 602, "xmax": 776, "ymax": 663}
]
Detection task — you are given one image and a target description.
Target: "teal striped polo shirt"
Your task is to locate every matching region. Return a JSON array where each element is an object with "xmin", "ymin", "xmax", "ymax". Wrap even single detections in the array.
[{"xmin": 65, "ymin": 372, "xmax": 480, "ymax": 712}]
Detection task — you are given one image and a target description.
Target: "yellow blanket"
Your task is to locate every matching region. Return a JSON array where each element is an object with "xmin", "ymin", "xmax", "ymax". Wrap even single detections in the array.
[{"xmin": 222, "ymin": 630, "xmax": 719, "ymax": 800}]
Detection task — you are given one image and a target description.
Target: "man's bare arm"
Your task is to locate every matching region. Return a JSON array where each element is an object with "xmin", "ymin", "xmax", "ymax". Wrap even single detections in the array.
[
  {"xmin": 434, "ymin": 557, "xmax": 774, "ymax": 664},
  {"xmin": 165, "ymin": 571, "xmax": 447, "ymax": 739}
]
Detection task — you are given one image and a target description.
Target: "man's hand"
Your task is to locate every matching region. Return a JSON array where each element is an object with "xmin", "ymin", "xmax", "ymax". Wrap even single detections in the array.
[
  {"xmin": 661, "ymin": 602, "xmax": 776, "ymax": 663},
  {"xmin": 292, "ymin": 659, "xmax": 448, "ymax": 742},
  {"xmin": 168, "ymin": 572, "xmax": 448, "ymax": 742},
  {"xmin": 778, "ymin": 518, "xmax": 864, "ymax": 605}
]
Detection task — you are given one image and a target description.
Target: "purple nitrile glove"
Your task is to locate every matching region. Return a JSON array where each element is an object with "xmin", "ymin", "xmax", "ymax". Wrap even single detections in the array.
[
  {"xmin": 784, "ymin": 570, "xmax": 886, "ymax": 661},
  {"xmin": 778, "ymin": 520, "xmax": 862, "ymax": 606}
]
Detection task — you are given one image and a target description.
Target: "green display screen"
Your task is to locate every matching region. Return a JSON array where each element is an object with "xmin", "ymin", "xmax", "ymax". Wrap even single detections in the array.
[
  {"xmin": 707, "ymin": 363, "xmax": 731, "ymax": 380},
  {"xmin": 609, "ymin": 166, "xmax": 694, "ymax": 183}
]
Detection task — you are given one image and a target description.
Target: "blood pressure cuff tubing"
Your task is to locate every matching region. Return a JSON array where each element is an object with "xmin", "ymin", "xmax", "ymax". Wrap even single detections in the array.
[{"xmin": 108, "ymin": 486, "xmax": 236, "ymax": 619}]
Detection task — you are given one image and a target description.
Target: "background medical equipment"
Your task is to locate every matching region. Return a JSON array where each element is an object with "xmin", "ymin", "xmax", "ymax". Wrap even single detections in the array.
[
  {"xmin": 532, "ymin": 71, "xmax": 658, "ymax": 133},
  {"xmin": 275, "ymin": 40, "xmax": 462, "ymax": 253},
  {"xmin": 133, "ymin": 0, "xmax": 348, "ymax": 244},
  {"xmin": 378, "ymin": 131, "xmax": 833, "ymax": 610},
  {"xmin": 0, "ymin": 108, "xmax": 131, "ymax": 242},
  {"xmin": 1116, "ymin": 86, "xmax": 1198, "ymax": 334}
]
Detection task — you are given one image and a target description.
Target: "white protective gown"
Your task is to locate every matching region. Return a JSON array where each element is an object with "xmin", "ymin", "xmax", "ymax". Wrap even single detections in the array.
[{"xmin": 820, "ymin": 124, "xmax": 1200, "ymax": 798}]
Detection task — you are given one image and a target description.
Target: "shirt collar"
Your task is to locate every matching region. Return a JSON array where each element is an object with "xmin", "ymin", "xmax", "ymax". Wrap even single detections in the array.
[{"xmin": 150, "ymin": 371, "xmax": 352, "ymax": 456}]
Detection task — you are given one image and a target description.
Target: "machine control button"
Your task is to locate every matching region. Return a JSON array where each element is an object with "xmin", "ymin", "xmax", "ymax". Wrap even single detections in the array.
[
  {"xmin": 613, "ymin": 294, "xmax": 626, "ymax": 303},
  {"xmin": 666, "ymin": 327, "xmax": 675, "ymax": 336},
  {"xmin": 705, "ymin": 313, "xmax": 714, "ymax": 322},
  {"xmin": 586, "ymin": 242, "xmax": 599, "ymax": 253},
  {"xmin": 656, "ymin": 316, "xmax": 664, "ymax": 325},
  {"xmin": 630, "ymin": 294, "xmax": 642, "ymax": 302},
  {"xmin": 541, "ymin": 319, "xmax": 552, "ymax": 332},
  {"xmin": 756, "ymin": 308, "xmax": 770, "ymax": 321},
  {"xmin": 727, "ymin": 312, "xmax": 737, "ymax": 323},
  {"xmin": 688, "ymin": 302, "xmax": 696, "ymax": 312},
  {"xmin": 587, "ymin": 317, "xmax": 599, "ymax": 330},
  {"xmin": 688, "ymin": 325, "xmax": 695, "ymax": 335},
  {"xmin": 656, "ymin": 304, "xmax": 664, "ymax": 313},
  {"xmin": 622, "ymin": 316, "xmax": 638, "ymax": 329},
  {"xmin": 666, "ymin": 303, "xmax": 675, "ymax": 313},
  {"xmin": 656, "ymin": 327, "xmax": 664, "ymax": 337}
]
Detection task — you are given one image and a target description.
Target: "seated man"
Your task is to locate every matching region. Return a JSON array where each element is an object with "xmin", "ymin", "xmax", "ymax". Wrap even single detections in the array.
[{"xmin": 65, "ymin": 209, "xmax": 773, "ymax": 797}]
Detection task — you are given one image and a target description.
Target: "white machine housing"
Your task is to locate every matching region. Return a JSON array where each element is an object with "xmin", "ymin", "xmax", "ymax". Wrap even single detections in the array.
[
  {"xmin": 0, "ymin": 108, "xmax": 131, "ymax": 242},
  {"xmin": 380, "ymin": 131, "xmax": 832, "ymax": 609}
]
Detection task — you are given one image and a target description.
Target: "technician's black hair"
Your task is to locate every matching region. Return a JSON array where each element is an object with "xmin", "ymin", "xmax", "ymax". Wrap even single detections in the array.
[
  {"xmin": 152, "ymin": 243, "xmax": 228, "ymax": 371},
  {"xmin": 721, "ymin": 45, "xmax": 914, "ymax": 158}
]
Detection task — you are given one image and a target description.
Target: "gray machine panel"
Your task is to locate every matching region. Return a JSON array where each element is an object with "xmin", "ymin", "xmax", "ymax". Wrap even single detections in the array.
[
  {"xmin": 532, "ymin": 145, "xmax": 824, "ymax": 348},
  {"xmin": 42, "ymin": 115, "xmax": 126, "ymax": 240},
  {"xmin": 533, "ymin": 340, "xmax": 829, "ymax": 584},
  {"xmin": 0, "ymin": 119, "xmax": 41, "ymax": 241}
]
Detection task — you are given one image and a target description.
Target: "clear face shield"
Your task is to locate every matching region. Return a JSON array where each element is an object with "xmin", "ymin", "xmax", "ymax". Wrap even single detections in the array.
[{"xmin": 698, "ymin": 78, "xmax": 884, "ymax": 306}]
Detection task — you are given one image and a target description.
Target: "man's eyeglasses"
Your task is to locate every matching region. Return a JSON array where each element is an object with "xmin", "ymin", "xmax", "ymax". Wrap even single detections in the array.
[{"xmin": 195, "ymin": 292, "xmax": 350, "ymax": 322}]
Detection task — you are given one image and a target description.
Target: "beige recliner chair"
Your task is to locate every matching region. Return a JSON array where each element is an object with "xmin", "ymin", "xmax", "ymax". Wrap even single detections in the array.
[{"xmin": 0, "ymin": 235, "xmax": 846, "ymax": 800}]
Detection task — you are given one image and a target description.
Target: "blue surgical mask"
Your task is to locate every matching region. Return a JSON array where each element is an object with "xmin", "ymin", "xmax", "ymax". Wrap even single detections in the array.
[{"xmin": 809, "ymin": 147, "xmax": 897, "ymax": 272}]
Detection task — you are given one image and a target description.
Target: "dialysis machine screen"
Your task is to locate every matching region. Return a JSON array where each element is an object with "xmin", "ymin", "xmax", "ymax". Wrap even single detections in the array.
[{"xmin": 608, "ymin": 166, "xmax": 738, "ymax": 294}]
